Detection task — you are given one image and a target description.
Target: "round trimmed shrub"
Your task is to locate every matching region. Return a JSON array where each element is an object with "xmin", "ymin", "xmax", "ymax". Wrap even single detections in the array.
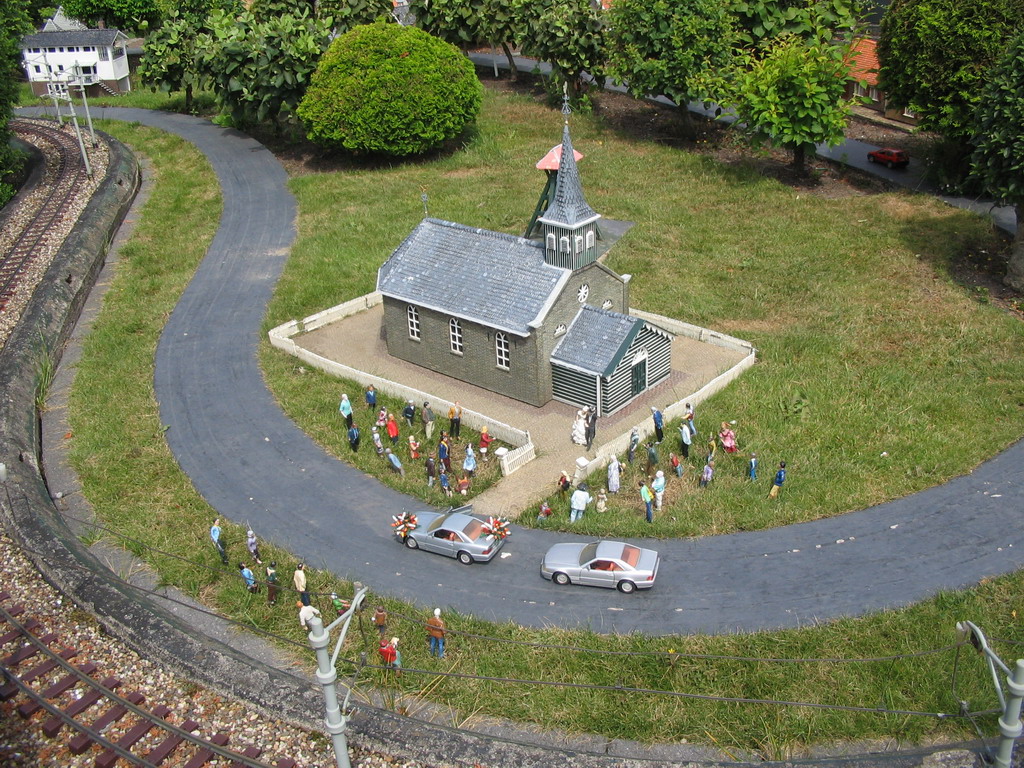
[{"xmin": 297, "ymin": 20, "xmax": 483, "ymax": 157}]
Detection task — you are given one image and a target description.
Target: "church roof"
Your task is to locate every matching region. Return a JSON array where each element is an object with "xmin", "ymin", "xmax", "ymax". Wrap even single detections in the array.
[
  {"xmin": 377, "ymin": 218, "xmax": 570, "ymax": 337},
  {"xmin": 538, "ymin": 122, "xmax": 600, "ymax": 228},
  {"xmin": 551, "ymin": 306, "xmax": 652, "ymax": 377}
]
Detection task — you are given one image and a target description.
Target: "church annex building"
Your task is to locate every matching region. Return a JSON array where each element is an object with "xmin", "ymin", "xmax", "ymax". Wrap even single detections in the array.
[{"xmin": 376, "ymin": 118, "xmax": 673, "ymax": 417}]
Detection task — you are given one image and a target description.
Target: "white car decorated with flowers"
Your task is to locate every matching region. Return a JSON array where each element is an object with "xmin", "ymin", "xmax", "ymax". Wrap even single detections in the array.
[{"xmin": 392, "ymin": 506, "xmax": 509, "ymax": 565}]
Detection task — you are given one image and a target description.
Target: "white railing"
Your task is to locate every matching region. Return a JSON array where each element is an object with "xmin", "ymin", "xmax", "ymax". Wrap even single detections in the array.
[{"xmin": 498, "ymin": 436, "xmax": 536, "ymax": 476}]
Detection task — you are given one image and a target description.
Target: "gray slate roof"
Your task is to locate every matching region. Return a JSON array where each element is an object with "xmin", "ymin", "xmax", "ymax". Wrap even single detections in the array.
[
  {"xmin": 21, "ymin": 29, "xmax": 126, "ymax": 48},
  {"xmin": 377, "ymin": 218, "xmax": 570, "ymax": 337},
  {"xmin": 538, "ymin": 122, "xmax": 600, "ymax": 228},
  {"xmin": 551, "ymin": 305, "xmax": 658, "ymax": 377}
]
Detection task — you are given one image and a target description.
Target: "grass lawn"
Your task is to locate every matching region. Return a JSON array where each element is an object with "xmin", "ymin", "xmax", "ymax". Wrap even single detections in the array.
[
  {"xmin": 266, "ymin": 87, "xmax": 1024, "ymax": 541},
  {"xmin": 62, "ymin": 93, "xmax": 1024, "ymax": 757}
]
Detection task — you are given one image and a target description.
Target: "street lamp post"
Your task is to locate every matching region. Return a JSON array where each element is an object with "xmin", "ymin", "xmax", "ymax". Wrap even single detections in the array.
[{"xmin": 307, "ymin": 584, "xmax": 368, "ymax": 768}]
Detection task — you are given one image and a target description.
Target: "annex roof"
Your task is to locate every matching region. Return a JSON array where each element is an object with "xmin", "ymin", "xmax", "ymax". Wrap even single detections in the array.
[
  {"xmin": 847, "ymin": 38, "xmax": 880, "ymax": 87},
  {"xmin": 21, "ymin": 29, "xmax": 127, "ymax": 49},
  {"xmin": 538, "ymin": 122, "xmax": 600, "ymax": 228},
  {"xmin": 536, "ymin": 143, "xmax": 583, "ymax": 171},
  {"xmin": 551, "ymin": 305, "xmax": 668, "ymax": 377},
  {"xmin": 377, "ymin": 218, "xmax": 570, "ymax": 337}
]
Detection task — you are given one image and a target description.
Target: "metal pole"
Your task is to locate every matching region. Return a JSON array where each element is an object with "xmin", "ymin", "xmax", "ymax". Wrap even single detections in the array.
[
  {"xmin": 74, "ymin": 61, "xmax": 97, "ymax": 146},
  {"xmin": 994, "ymin": 660, "xmax": 1024, "ymax": 768}
]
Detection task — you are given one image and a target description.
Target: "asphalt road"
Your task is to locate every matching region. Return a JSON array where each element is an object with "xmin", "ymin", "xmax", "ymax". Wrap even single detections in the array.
[{"xmin": 19, "ymin": 105, "xmax": 1024, "ymax": 637}]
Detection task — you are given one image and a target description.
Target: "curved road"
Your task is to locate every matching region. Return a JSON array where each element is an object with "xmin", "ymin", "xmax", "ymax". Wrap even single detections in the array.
[{"xmin": 25, "ymin": 106, "xmax": 1024, "ymax": 636}]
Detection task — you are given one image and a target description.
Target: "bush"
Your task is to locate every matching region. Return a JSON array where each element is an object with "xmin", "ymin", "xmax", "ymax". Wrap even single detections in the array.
[{"xmin": 297, "ymin": 20, "xmax": 483, "ymax": 157}]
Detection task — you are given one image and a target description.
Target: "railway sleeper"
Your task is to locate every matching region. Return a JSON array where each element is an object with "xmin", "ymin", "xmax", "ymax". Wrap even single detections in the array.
[
  {"xmin": 94, "ymin": 702, "xmax": 172, "ymax": 768},
  {"xmin": 42, "ymin": 675, "xmax": 121, "ymax": 737},
  {"xmin": 68, "ymin": 689, "xmax": 144, "ymax": 754}
]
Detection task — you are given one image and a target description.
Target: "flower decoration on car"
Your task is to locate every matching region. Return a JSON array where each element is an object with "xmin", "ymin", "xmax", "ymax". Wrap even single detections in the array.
[
  {"xmin": 391, "ymin": 512, "xmax": 418, "ymax": 538},
  {"xmin": 482, "ymin": 516, "xmax": 511, "ymax": 540}
]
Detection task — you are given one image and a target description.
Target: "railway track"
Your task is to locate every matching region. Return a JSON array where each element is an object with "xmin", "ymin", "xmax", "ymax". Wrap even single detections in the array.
[
  {"xmin": 1, "ymin": 119, "xmax": 91, "ymax": 313},
  {"xmin": 0, "ymin": 595, "xmax": 300, "ymax": 768}
]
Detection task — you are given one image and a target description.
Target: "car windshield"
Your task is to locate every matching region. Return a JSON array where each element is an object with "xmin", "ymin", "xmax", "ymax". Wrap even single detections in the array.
[
  {"xmin": 579, "ymin": 543, "xmax": 598, "ymax": 564},
  {"xmin": 462, "ymin": 519, "xmax": 483, "ymax": 541},
  {"xmin": 427, "ymin": 514, "xmax": 448, "ymax": 532},
  {"xmin": 621, "ymin": 545, "xmax": 641, "ymax": 568}
]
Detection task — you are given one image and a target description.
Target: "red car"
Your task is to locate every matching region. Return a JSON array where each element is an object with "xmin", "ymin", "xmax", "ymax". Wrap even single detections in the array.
[{"xmin": 867, "ymin": 148, "xmax": 910, "ymax": 168}]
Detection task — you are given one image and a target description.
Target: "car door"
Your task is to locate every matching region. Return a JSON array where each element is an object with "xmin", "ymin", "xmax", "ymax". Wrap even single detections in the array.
[{"xmin": 579, "ymin": 559, "xmax": 618, "ymax": 588}]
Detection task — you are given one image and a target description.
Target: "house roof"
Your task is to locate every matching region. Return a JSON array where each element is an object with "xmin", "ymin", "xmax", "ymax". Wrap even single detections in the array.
[
  {"xmin": 21, "ymin": 29, "xmax": 127, "ymax": 49},
  {"xmin": 551, "ymin": 305, "xmax": 667, "ymax": 378},
  {"xmin": 42, "ymin": 8, "xmax": 87, "ymax": 31},
  {"xmin": 847, "ymin": 38, "xmax": 880, "ymax": 87},
  {"xmin": 538, "ymin": 122, "xmax": 600, "ymax": 228},
  {"xmin": 377, "ymin": 218, "xmax": 570, "ymax": 337}
]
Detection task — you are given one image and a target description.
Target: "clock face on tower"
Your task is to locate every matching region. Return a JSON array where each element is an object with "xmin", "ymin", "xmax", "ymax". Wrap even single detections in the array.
[{"xmin": 577, "ymin": 284, "xmax": 590, "ymax": 303}]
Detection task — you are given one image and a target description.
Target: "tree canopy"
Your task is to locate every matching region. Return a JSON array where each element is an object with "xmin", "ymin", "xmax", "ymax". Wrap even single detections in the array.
[
  {"xmin": 62, "ymin": 0, "xmax": 161, "ymax": 32},
  {"xmin": 1, "ymin": 0, "xmax": 33, "ymax": 205}
]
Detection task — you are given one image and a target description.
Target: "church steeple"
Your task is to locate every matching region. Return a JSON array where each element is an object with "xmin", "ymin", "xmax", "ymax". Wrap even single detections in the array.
[{"xmin": 537, "ymin": 99, "xmax": 601, "ymax": 270}]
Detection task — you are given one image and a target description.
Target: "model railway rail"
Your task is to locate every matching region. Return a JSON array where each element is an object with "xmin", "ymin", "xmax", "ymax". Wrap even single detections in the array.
[
  {"xmin": 1, "ymin": 119, "xmax": 91, "ymax": 313},
  {"xmin": 0, "ymin": 595, "xmax": 300, "ymax": 768}
]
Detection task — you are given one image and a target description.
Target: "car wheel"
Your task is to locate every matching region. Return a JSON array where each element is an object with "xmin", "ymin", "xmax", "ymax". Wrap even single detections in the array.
[
  {"xmin": 553, "ymin": 572, "xmax": 570, "ymax": 586},
  {"xmin": 867, "ymin": 154, "xmax": 875, "ymax": 163},
  {"xmin": 886, "ymin": 161, "xmax": 894, "ymax": 169},
  {"xmin": 457, "ymin": 551, "xmax": 473, "ymax": 565},
  {"xmin": 405, "ymin": 536, "xmax": 419, "ymax": 549},
  {"xmin": 617, "ymin": 580, "xmax": 637, "ymax": 594}
]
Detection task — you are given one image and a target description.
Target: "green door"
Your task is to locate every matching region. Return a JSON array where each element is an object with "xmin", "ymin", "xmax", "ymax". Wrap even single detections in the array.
[{"xmin": 631, "ymin": 358, "xmax": 646, "ymax": 397}]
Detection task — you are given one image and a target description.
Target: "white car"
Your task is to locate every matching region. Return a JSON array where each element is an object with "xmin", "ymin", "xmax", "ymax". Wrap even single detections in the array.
[{"xmin": 541, "ymin": 541, "xmax": 660, "ymax": 593}]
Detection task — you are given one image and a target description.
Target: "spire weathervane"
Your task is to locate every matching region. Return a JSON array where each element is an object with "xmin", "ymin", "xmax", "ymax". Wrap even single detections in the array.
[{"xmin": 561, "ymin": 83, "xmax": 571, "ymax": 122}]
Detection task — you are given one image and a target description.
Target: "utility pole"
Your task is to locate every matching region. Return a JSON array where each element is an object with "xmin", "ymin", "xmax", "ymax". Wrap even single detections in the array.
[
  {"xmin": 307, "ymin": 583, "xmax": 368, "ymax": 768},
  {"xmin": 956, "ymin": 621, "xmax": 1024, "ymax": 768}
]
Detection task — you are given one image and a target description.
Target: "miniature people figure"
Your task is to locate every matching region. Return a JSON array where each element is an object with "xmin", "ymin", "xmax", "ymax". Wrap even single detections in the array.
[
  {"xmin": 748, "ymin": 452, "xmax": 758, "ymax": 481},
  {"xmin": 463, "ymin": 445, "xmax": 477, "ymax": 477},
  {"xmin": 298, "ymin": 601, "xmax": 321, "ymax": 631},
  {"xmin": 408, "ymin": 435, "xmax": 421, "ymax": 460},
  {"xmin": 379, "ymin": 637, "xmax": 402, "ymax": 673},
  {"xmin": 338, "ymin": 393, "xmax": 354, "ymax": 429},
  {"xmin": 294, "ymin": 563, "xmax": 310, "ymax": 606},
  {"xmin": 384, "ymin": 448, "xmax": 405, "ymax": 477},
  {"xmin": 607, "ymin": 455, "xmax": 621, "ymax": 494},
  {"xmin": 439, "ymin": 470, "xmax": 452, "ymax": 497},
  {"xmin": 457, "ymin": 474, "xmax": 471, "ymax": 496},
  {"xmin": 210, "ymin": 518, "xmax": 228, "ymax": 565},
  {"xmin": 376, "ymin": 406, "xmax": 388, "ymax": 428},
  {"xmin": 372, "ymin": 606, "xmax": 388, "ymax": 638},
  {"xmin": 639, "ymin": 481, "xmax": 654, "ymax": 523},
  {"xmin": 670, "ymin": 453, "xmax": 683, "ymax": 479},
  {"xmin": 700, "ymin": 461, "xmax": 714, "ymax": 489},
  {"xmin": 422, "ymin": 402, "xmax": 435, "ymax": 440},
  {"xmin": 386, "ymin": 413, "xmax": 400, "ymax": 445},
  {"xmin": 652, "ymin": 470, "xmax": 666, "ymax": 510},
  {"xmin": 684, "ymin": 402, "xmax": 697, "ymax": 437},
  {"xmin": 679, "ymin": 422, "xmax": 691, "ymax": 459},
  {"xmin": 769, "ymin": 461, "xmax": 786, "ymax": 498},
  {"xmin": 479, "ymin": 427, "xmax": 493, "ymax": 461},
  {"xmin": 239, "ymin": 562, "xmax": 257, "ymax": 593},
  {"xmin": 596, "ymin": 488, "xmax": 608, "ymax": 514},
  {"xmin": 651, "ymin": 406, "xmax": 665, "ymax": 444},
  {"xmin": 557, "ymin": 470, "xmax": 571, "ymax": 499},
  {"xmin": 448, "ymin": 401, "xmax": 463, "ymax": 439},
  {"xmin": 438, "ymin": 435, "xmax": 451, "ymax": 472},
  {"xmin": 628, "ymin": 428, "xmax": 640, "ymax": 464},
  {"xmin": 706, "ymin": 432, "xmax": 717, "ymax": 464},
  {"xmin": 348, "ymin": 423, "xmax": 360, "ymax": 452},
  {"xmin": 426, "ymin": 608, "xmax": 446, "ymax": 658},
  {"xmin": 372, "ymin": 427, "xmax": 384, "ymax": 455},
  {"xmin": 719, "ymin": 422, "xmax": 738, "ymax": 454},
  {"xmin": 265, "ymin": 561, "xmax": 279, "ymax": 605},
  {"xmin": 571, "ymin": 409, "xmax": 587, "ymax": 445},
  {"xmin": 331, "ymin": 592, "xmax": 350, "ymax": 616},
  {"xmin": 246, "ymin": 529, "xmax": 262, "ymax": 564},
  {"xmin": 569, "ymin": 482, "xmax": 592, "ymax": 523},
  {"xmin": 585, "ymin": 407, "xmax": 597, "ymax": 451},
  {"xmin": 425, "ymin": 455, "xmax": 436, "ymax": 487},
  {"xmin": 365, "ymin": 384, "xmax": 377, "ymax": 410},
  {"xmin": 646, "ymin": 442, "xmax": 659, "ymax": 475},
  {"xmin": 402, "ymin": 400, "xmax": 416, "ymax": 429},
  {"xmin": 537, "ymin": 501, "xmax": 552, "ymax": 521}
]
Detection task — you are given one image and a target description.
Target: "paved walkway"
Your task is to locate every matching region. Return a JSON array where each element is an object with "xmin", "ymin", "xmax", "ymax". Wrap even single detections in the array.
[
  {"xmin": 18, "ymin": 104, "xmax": 1024, "ymax": 636},
  {"xmin": 296, "ymin": 303, "xmax": 745, "ymax": 517}
]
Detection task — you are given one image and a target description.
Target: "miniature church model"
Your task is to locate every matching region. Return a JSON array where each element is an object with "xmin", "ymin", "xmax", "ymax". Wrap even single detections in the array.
[{"xmin": 376, "ymin": 110, "xmax": 673, "ymax": 417}]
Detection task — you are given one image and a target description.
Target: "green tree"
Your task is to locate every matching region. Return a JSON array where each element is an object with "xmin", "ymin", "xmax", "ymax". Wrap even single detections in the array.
[
  {"xmin": 512, "ymin": 0, "xmax": 603, "ymax": 105},
  {"xmin": 407, "ymin": 0, "xmax": 521, "ymax": 78},
  {"xmin": 1, "ymin": 0, "xmax": 33, "ymax": 205},
  {"xmin": 715, "ymin": 31, "xmax": 856, "ymax": 173},
  {"xmin": 137, "ymin": 12, "xmax": 204, "ymax": 111},
  {"xmin": 970, "ymin": 30, "xmax": 1024, "ymax": 292},
  {"xmin": 605, "ymin": 0, "xmax": 734, "ymax": 136},
  {"xmin": 731, "ymin": 0, "xmax": 861, "ymax": 47},
  {"xmin": 297, "ymin": 20, "xmax": 483, "ymax": 156},
  {"xmin": 195, "ymin": 7, "xmax": 333, "ymax": 129},
  {"xmin": 878, "ymin": 0, "xmax": 1024, "ymax": 141},
  {"xmin": 62, "ymin": 0, "xmax": 162, "ymax": 31},
  {"xmin": 315, "ymin": 0, "xmax": 393, "ymax": 34}
]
